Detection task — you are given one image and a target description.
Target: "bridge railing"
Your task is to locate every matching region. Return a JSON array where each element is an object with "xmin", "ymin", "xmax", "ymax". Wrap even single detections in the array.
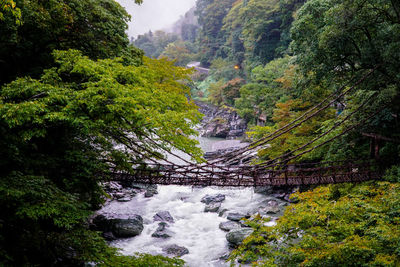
[{"xmin": 108, "ymin": 160, "xmax": 380, "ymax": 187}]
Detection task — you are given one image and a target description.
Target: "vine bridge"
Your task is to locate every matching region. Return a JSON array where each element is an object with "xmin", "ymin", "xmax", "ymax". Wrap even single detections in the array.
[{"xmin": 110, "ymin": 68, "xmax": 386, "ymax": 187}]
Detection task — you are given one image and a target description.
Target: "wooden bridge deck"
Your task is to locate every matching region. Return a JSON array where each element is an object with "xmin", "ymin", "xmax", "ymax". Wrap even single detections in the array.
[{"xmin": 109, "ymin": 162, "xmax": 381, "ymax": 187}]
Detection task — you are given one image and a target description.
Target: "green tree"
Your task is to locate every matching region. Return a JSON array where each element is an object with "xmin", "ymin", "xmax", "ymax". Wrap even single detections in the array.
[
  {"xmin": 160, "ymin": 40, "xmax": 196, "ymax": 66},
  {"xmin": 0, "ymin": 0, "xmax": 21, "ymax": 24},
  {"xmin": 235, "ymin": 56, "xmax": 294, "ymax": 125},
  {"xmin": 230, "ymin": 175, "xmax": 400, "ymax": 266},
  {"xmin": 134, "ymin": 30, "xmax": 179, "ymax": 58},
  {"xmin": 289, "ymin": 0, "xmax": 400, "ymax": 164},
  {"xmin": 0, "ymin": 0, "xmax": 143, "ymax": 84},
  {"xmin": 195, "ymin": 0, "xmax": 237, "ymax": 66},
  {"xmin": 0, "ymin": 50, "xmax": 201, "ymax": 265}
]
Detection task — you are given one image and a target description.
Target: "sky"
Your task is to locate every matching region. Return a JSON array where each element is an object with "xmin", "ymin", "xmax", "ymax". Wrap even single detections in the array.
[{"xmin": 116, "ymin": 0, "xmax": 197, "ymax": 38}]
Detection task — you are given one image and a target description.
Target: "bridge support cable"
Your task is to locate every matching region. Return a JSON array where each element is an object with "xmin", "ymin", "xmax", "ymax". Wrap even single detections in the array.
[
  {"xmin": 112, "ymin": 132, "xmax": 238, "ymax": 182},
  {"xmin": 253, "ymin": 91, "xmax": 378, "ymax": 169},
  {"xmin": 207, "ymin": 66, "xmax": 379, "ymax": 165},
  {"xmin": 257, "ymin": 104, "xmax": 389, "ymax": 169},
  {"xmin": 136, "ymin": 131, "xmax": 239, "ymax": 180}
]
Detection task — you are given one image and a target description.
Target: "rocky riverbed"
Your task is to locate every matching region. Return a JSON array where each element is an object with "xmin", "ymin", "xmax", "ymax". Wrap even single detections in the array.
[
  {"xmin": 93, "ymin": 105, "xmax": 295, "ymax": 266},
  {"xmin": 95, "ymin": 181, "xmax": 296, "ymax": 266}
]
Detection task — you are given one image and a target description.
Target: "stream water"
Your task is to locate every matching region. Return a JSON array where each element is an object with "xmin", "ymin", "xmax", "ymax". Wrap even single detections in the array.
[{"xmin": 99, "ymin": 137, "xmax": 280, "ymax": 266}]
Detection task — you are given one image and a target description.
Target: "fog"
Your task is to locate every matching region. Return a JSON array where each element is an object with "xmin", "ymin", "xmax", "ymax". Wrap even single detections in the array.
[{"xmin": 116, "ymin": 0, "xmax": 197, "ymax": 38}]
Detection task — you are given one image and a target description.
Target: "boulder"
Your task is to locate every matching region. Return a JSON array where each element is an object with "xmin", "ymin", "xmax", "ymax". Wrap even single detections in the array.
[
  {"xmin": 151, "ymin": 222, "xmax": 173, "ymax": 238},
  {"xmin": 92, "ymin": 214, "xmax": 112, "ymax": 232},
  {"xmin": 218, "ymin": 209, "xmax": 228, "ymax": 217},
  {"xmin": 117, "ymin": 197, "xmax": 131, "ymax": 202},
  {"xmin": 271, "ymin": 192, "xmax": 287, "ymax": 199},
  {"xmin": 162, "ymin": 244, "xmax": 189, "ymax": 257},
  {"xmin": 153, "ymin": 211, "xmax": 174, "ymax": 223},
  {"xmin": 144, "ymin": 184, "xmax": 158, "ymax": 198},
  {"xmin": 114, "ymin": 192, "xmax": 126, "ymax": 199},
  {"xmin": 204, "ymin": 202, "xmax": 221, "ymax": 212},
  {"xmin": 131, "ymin": 183, "xmax": 148, "ymax": 190},
  {"xmin": 200, "ymin": 194, "xmax": 225, "ymax": 205},
  {"xmin": 226, "ymin": 228, "xmax": 253, "ymax": 246},
  {"xmin": 111, "ymin": 216, "xmax": 144, "ymax": 238},
  {"xmin": 103, "ymin": 232, "xmax": 117, "ymax": 241},
  {"xmin": 254, "ymin": 186, "xmax": 274, "ymax": 195},
  {"xmin": 256, "ymin": 206, "xmax": 281, "ymax": 216},
  {"xmin": 219, "ymin": 221, "xmax": 241, "ymax": 232},
  {"xmin": 227, "ymin": 212, "xmax": 248, "ymax": 222},
  {"xmin": 266, "ymin": 200, "xmax": 279, "ymax": 207}
]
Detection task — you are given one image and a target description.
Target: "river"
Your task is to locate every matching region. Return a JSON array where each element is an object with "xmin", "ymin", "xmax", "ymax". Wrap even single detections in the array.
[{"xmin": 99, "ymin": 137, "xmax": 281, "ymax": 266}]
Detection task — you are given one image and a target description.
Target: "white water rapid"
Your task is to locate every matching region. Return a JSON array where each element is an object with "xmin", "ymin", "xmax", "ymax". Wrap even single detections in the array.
[{"xmin": 99, "ymin": 137, "xmax": 280, "ymax": 266}]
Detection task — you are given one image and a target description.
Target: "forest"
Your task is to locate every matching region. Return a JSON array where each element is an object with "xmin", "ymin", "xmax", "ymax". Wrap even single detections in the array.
[{"xmin": 1, "ymin": 0, "xmax": 400, "ymax": 266}]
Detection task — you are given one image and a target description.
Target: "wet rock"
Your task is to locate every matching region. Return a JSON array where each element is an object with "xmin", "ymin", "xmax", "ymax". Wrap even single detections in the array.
[
  {"xmin": 258, "ymin": 206, "xmax": 281, "ymax": 215},
  {"xmin": 204, "ymin": 202, "xmax": 221, "ymax": 212},
  {"xmin": 131, "ymin": 183, "xmax": 148, "ymax": 190},
  {"xmin": 254, "ymin": 186, "xmax": 274, "ymax": 195},
  {"xmin": 111, "ymin": 216, "xmax": 144, "ymax": 238},
  {"xmin": 145, "ymin": 185, "xmax": 158, "ymax": 198},
  {"xmin": 218, "ymin": 209, "xmax": 228, "ymax": 217},
  {"xmin": 226, "ymin": 228, "xmax": 254, "ymax": 246},
  {"xmin": 201, "ymin": 194, "xmax": 225, "ymax": 204},
  {"xmin": 114, "ymin": 192, "xmax": 126, "ymax": 199},
  {"xmin": 103, "ymin": 232, "xmax": 117, "ymax": 241},
  {"xmin": 162, "ymin": 244, "xmax": 189, "ymax": 257},
  {"xmin": 267, "ymin": 200, "xmax": 279, "ymax": 207},
  {"xmin": 92, "ymin": 214, "xmax": 111, "ymax": 231},
  {"xmin": 219, "ymin": 221, "xmax": 241, "ymax": 232},
  {"xmin": 271, "ymin": 192, "xmax": 287, "ymax": 199},
  {"xmin": 151, "ymin": 222, "xmax": 173, "ymax": 238},
  {"xmin": 227, "ymin": 212, "xmax": 248, "ymax": 222},
  {"xmin": 103, "ymin": 181, "xmax": 123, "ymax": 191},
  {"xmin": 117, "ymin": 197, "xmax": 131, "ymax": 202},
  {"xmin": 153, "ymin": 211, "xmax": 174, "ymax": 223}
]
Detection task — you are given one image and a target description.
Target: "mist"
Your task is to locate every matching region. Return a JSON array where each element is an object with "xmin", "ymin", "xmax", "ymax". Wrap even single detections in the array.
[{"xmin": 116, "ymin": 0, "xmax": 197, "ymax": 38}]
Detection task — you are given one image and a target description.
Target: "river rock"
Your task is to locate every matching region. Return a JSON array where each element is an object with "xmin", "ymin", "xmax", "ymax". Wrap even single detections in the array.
[
  {"xmin": 227, "ymin": 212, "xmax": 248, "ymax": 222},
  {"xmin": 162, "ymin": 244, "xmax": 189, "ymax": 257},
  {"xmin": 102, "ymin": 181, "xmax": 123, "ymax": 192},
  {"xmin": 219, "ymin": 221, "xmax": 241, "ymax": 232},
  {"xmin": 117, "ymin": 196, "xmax": 131, "ymax": 202},
  {"xmin": 218, "ymin": 208, "xmax": 228, "ymax": 217},
  {"xmin": 111, "ymin": 216, "xmax": 144, "ymax": 238},
  {"xmin": 204, "ymin": 202, "xmax": 221, "ymax": 212},
  {"xmin": 131, "ymin": 183, "xmax": 148, "ymax": 190},
  {"xmin": 103, "ymin": 231, "xmax": 117, "ymax": 241},
  {"xmin": 92, "ymin": 214, "xmax": 112, "ymax": 231},
  {"xmin": 254, "ymin": 186, "xmax": 274, "ymax": 195},
  {"xmin": 144, "ymin": 184, "xmax": 158, "ymax": 198},
  {"xmin": 201, "ymin": 194, "xmax": 225, "ymax": 204},
  {"xmin": 226, "ymin": 228, "xmax": 254, "ymax": 246},
  {"xmin": 151, "ymin": 222, "xmax": 173, "ymax": 238},
  {"xmin": 153, "ymin": 211, "xmax": 174, "ymax": 223}
]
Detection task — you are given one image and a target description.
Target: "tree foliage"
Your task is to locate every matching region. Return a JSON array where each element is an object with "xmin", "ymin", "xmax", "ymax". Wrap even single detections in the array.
[
  {"xmin": 230, "ymin": 175, "xmax": 400, "ymax": 266},
  {"xmin": 134, "ymin": 30, "xmax": 180, "ymax": 59},
  {"xmin": 0, "ymin": 0, "xmax": 143, "ymax": 84},
  {"xmin": 0, "ymin": 0, "xmax": 21, "ymax": 24},
  {"xmin": 0, "ymin": 49, "xmax": 202, "ymax": 265}
]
